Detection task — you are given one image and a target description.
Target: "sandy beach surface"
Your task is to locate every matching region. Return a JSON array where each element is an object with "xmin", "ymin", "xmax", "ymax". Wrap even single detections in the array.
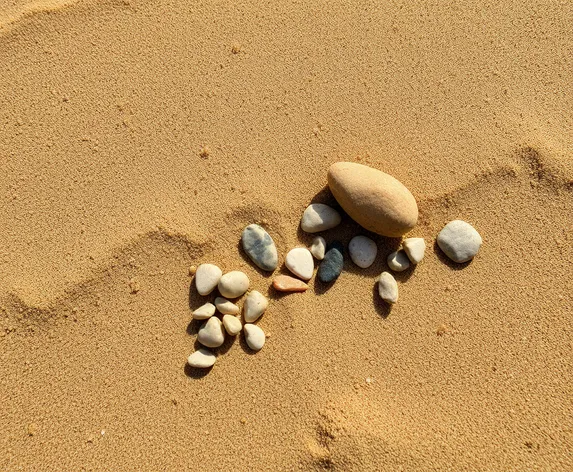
[{"xmin": 1, "ymin": 0, "xmax": 572, "ymax": 470}]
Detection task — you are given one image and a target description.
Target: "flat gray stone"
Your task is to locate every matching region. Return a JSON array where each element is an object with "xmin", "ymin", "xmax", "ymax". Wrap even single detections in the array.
[
  {"xmin": 241, "ymin": 224, "xmax": 278, "ymax": 271},
  {"xmin": 437, "ymin": 220, "xmax": 482, "ymax": 263},
  {"xmin": 317, "ymin": 242, "xmax": 344, "ymax": 283}
]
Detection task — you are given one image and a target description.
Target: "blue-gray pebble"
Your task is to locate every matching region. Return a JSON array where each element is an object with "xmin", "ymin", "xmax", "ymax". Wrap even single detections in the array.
[
  {"xmin": 241, "ymin": 224, "xmax": 278, "ymax": 271},
  {"xmin": 317, "ymin": 242, "xmax": 344, "ymax": 283}
]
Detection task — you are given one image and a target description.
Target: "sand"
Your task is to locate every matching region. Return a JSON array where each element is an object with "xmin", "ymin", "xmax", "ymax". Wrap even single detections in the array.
[{"xmin": 0, "ymin": 0, "xmax": 572, "ymax": 470}]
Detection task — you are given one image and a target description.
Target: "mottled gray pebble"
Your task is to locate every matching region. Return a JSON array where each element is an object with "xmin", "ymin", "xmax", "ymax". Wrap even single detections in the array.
[
  {"xmin": 348, "ymin": 235, "xmax": 377, "ymax": 268},
  {"xmin": 241, "ymin": 224, "xmax": 278, "ymax": 271}
]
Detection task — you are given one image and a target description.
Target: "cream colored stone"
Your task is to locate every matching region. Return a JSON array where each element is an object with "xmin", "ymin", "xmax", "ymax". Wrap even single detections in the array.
[
  {"xmin": 214, "ymin": 296, "xmax": 240, "ymax": 315},
  {"xmin": 218, "ymin": 271, "xmax": 249, "ymax": 298},
  {"xmin": 377, "ymin": 272, "xmax": 398, "ymax": 304},
  {"xmin": 192, "ymin": 302, "xmax": 216, "ymax": 320},
  {"xmin": 285, "ymin": 247, "xmax": 314, "ymax": 280},
  {"xmin": 310, "ymin": 236, "xmax": 326, "ymax": 260},
  {"xmin": 301, "ymin": 204, "xmax": 341, "ymax": 233},
  {"xmin": 243, "ymin": 290, "xmax": 268, "ymax": 323},
  {"xmin": 195, "ymin": 263, "xmax": 222, "ymax": 295},
  {"xmin": 403, "ymin": 237, "xmax": 425, "ymax": 264},
  {"xmin": 187, "ymin": 348, "xmax": 216, "ymax": 368},
  {"xmin": 244, "ymin": 324, "xmax": 265, "ymax": 351},
  {"xmin": 222, "ymin": 315, "xmax": 242, "ymax": 336}
]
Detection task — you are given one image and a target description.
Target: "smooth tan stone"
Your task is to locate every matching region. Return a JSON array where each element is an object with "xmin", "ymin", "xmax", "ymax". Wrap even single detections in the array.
[
  {"xmin": 272, "ymin": 275, "xmax": 309, "ymax": 292},
  {"xmin": 327, "ymin": 162, "xmax": 418, "ymax": 237}
]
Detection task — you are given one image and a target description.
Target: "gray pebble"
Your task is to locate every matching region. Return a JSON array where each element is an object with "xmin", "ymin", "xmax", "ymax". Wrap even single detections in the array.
[
  {"xmin": 317, "ymin": 242, "xmax": 344, "ymax": 283},
  {"xmin": 241, "ymin": 224, "xmax": 278, "ymax": 271},
  {"xmin": 387, "ymin": 250, "xmax": 410, "ymax": 272},
  {"xmin": 437, "ymin": 220, "xmax": 482, "ymax": 263}
]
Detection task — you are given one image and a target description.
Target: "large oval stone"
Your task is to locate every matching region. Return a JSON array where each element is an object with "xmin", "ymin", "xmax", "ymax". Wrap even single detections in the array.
[
  {"xmin": 241, "ymin": 224, "xmax": 278, "ymax": 271},
  {"xmin": 327, "ymin": 162, "xmax": 418, "ymax": 237}
]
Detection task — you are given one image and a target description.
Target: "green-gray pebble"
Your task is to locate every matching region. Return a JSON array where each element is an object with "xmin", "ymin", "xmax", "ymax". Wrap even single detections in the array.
[{"xmin": 317, "ymin": 241, "xmax": 344, "ymax": 283}]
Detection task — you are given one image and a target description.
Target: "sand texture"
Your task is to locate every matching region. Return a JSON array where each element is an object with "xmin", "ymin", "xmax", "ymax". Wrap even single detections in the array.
[{"xmin": 0, "ymin": 0, "xmax": 572, "ymax": 470}]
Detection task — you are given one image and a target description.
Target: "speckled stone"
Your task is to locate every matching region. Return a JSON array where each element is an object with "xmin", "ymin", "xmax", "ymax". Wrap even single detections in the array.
[
  {"xmin": 317, "ymin": 242, "xmax": 344, "ymax": 283},
  {"xmin": 348, "ymin": 235, "xmax": 377, "ymax": 268},
  {"xmin": 241, "ymin": 224, "xmax": 278, "ymax": 271}
]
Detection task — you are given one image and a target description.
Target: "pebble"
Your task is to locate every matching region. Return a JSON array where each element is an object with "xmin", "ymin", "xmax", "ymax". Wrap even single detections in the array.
[
  {"xmin": 243, "ymin": 290, "xmax": 268, "ymax": 323},
  {"xmin": 218, "ymin": 271, "xmax": 250, "ymax": 298},
  {"xmin": 437, "ymin": 220, "xmax": 482, "ymax": 263},
  {"xmin": 241, "ymin": 224, "xmax": 278, "ymax": 271},
  {"xmin": 215, "ymin": 296, "xmax": 240, "ymax": 315},
  {"xmin": 300, "ymin": 203, "xmax": 341, "ymax": 233},
  {"xmin": 327, "ymin": 162, "xmax": 418, "ymax": 237},
  {"xmin": 348, "ymin": 236, "xmax": 377, "ymax": 268},
  {"xmin": 195, "ymin": 263, "xmax": 222, "ymax": 296},
  {"xmin": 285, "ymin": 247, "xmax": 314, "ymax": 280},
  {"xmin": 192, "ymin": 302, "xmax": 216, "ymax": 320},
  {"xmin": 187, "ymin": 348, "xmax": 216, "ymax": 368},
  {"xmin": 197, "ymin": 317, "xmax": 225, "ymax": 348},
  {"xmin": 403, "ymin": 237, "xmax": 425, "ymax": 264},
  {"xmin": 387, "ymin": 250, "xmax": 410, "ymax": 272},
  {"xmin": 222, "ymin": 315, "xmax": 242, "ymax": 336},
  {"xmin": 272, "ymin": 275, "xmax": 309, "ymax": 292},
  {"xmin": 310, "ymin": 236, "xmax": 326, "ymax": 260},
  {"xmin": 244, "ymin": 324, "xmax": 265, "ymax": 351},
  {"xmin": 317, "ymin": 242, "xmax": 344, "ymax": 283},
  {"xmin": 377, "ymin": 272, "xmax": 398, "ymax": 304}
]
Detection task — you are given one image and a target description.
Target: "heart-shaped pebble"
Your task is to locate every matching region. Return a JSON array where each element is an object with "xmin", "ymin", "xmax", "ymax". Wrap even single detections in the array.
[{"xmin": 197, "ymin": 317, "xmax": 225, "ymax": 348}]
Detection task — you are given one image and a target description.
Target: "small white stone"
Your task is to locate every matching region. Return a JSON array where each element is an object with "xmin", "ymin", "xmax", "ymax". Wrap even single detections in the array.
[
  {"xmin": 437, "ymin": 220, "xmax": 482, "ymax": 263},
  {"xmin": 214, "ymin": 297, "xmax": 240, "ymax": 315},
  {"xmin": 197, "ymin": 317, "xmax": 225, "ymax": 348},
  {"xmin": 403, "ymin": 238, "xmax": 425, "ymax": 264},
  {"xmin": 285, "ymin": 247, "xmax": 314, "ymax": 280},
  {"xmin": 218, "ymin": 271, "xmax": 250, "ymax": 298},
  {"xmin": 348, "ymin": 235, "xmax": 377, "ymax": 268},
  {"xmin": 222, "ymin": 315, "xmax": 242, "ymax": 336},
  {"xmin": 377, "ymin": 272, "xmax": 398, "ymax": 304},
  {"xmin": 187, "ymin": 348, "xmax": 216, "ymax": 368},
  {"xmin": 387, "ymin": 250, "xmax": 410, "ymax": 272},
  {"xmin": 244, "ymin": 324, "xmax": 265, "ymax": 351},
  {"xmin": 301, "ymin": 203, "xmax": 341, "ymax": 233},
  {"xmin": 310, "ymin": 236, "xmax": 326, "ymax": 260},
  {"xmin": 192, "ymin": 302, "xmax": 216, "ymax": 320},
  {"xmin": 195, "ymin": 263, "xmax": 222, "ymax": 295},
  {"xmin": 243, "ymin": 290, "xmax": 268, "ymax": 323}
]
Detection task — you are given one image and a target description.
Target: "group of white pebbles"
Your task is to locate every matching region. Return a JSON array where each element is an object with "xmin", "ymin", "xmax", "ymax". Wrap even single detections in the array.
[{"xmin": 187, "ymin": 162, "xmax": 483, "ymax": 369}]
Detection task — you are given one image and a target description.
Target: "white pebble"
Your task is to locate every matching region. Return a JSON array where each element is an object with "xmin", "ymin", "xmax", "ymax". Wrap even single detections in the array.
[
  {"xmin": 377, "ymin": 272, "xmax": 398, "ymax": 304},
  {"xmin": 218, "ymin": 271, "xmax": 250, "ymax": 298},
  {"xmin": 403, "ymin": 237, "xmax": 425, "ymax": 264},
  {"xmin": 301, "ymin": 203, "xmax": 341, "ymax": 233},
  {"xmin": 285, "ymin": 247, "xmax": 314, "ymax": 280},
  {"xmin": 243, "ymin": 290, "xmax": 268, "ymax": 323},
  {"xmin": 310, "ymin": 236, "xmax": 326, "ymax": 260},
  {"xmin": 437, "ymin": 220, "xmax": 482, "ymax": 263},
  {"xmin": 187, "ymin": 348, "xmax": 216, "ymax": 368},
  {"xmin": 244, "ymin": 324, "xmax": 265, "ymax": 351},
  {"xmin": 387, "ymin": 250, "xmax": 410, "ymax": 272},
  {"xmin": 348, "ymin": 235, "xmax": 377, "ymax": 268},
  {"xmin": 222, "ymin": 315, "xmax": 242, "ymax": 336},
  {"xmin": 197, "ymin": 317, "xmax": 225, "ymax": 348},
  {"xmin": 192, "ymin": 302, "xmax": 216, "ymax": 320},
  {"xmin": 195, "ymin": 263, "xmax": 222, "ymax": 296},
  {"xmin": 214, "ymin": 296, "xmax": 240, "ymax": 315}
]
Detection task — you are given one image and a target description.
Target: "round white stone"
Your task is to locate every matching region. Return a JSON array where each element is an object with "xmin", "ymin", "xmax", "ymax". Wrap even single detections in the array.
[
  {"xmin": 218, "ymin": 271, "xmax": 250, "ymax": 298},
  {"xmin": 214, "ymin": 296, "xmax": 240, "ymax": 315},
  {"xmin": 378, "ymin": 272, "xmax": 398, "ymax": 304},
  {"xmin": 187, "ymin": 348, "xmax": 216, "ymax": 368},
  {"xmin": 243, "ymin": 290, "xmax": 268, "ymax": 323},
  {"xmin": 192, "ymin": 302, "xmax": 216, "ymax": 320},
  {"xmin": 222, "ymin": 315, "xmax": 242, "ymax": 336},
  {"xmin": 348, "ymin": 235, "xmax": 377, "ymax": 268},
  {"xmin": 310, "ymin": 236, "xmax": 326, "ymax": 260},
  {"xmin": 195, "ymin": 263, "xmax": 222, "ymax": 296},
  {"xmin": 437, "ymin": 220, "xmax": 482, "ymax": 263},
  {"xmin": 197, "ymin": 317, "xmax": 225, "ymax": 348},
  {"xmin": 387, "ymin": 250, "xmax": 410, "ymax": 272},
  {"xmin": 285, "ymin": 247, "xmax": 314, "ymax": 280},
  {"xmin": 301, "ymin": 203, "xmax": 341, "ymax": 233},
  {"xmin": 403, "ymin": 237, "xmax": 425, "ymax": 264},
  {"xmin": 244, "ymin": 323, "xmax": 265, "ymax": 351}
]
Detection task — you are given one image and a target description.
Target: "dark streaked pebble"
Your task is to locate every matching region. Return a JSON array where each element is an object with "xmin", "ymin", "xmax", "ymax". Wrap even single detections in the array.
[{"xmin": 317, "ymin": 242, "xmax": 344, "ymax": 283}]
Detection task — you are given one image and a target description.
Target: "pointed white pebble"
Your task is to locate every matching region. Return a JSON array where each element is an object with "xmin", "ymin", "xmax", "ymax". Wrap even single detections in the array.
[
  {"xmin": 187, "ymin": 348, "xmax": 216, "ymax": 368},
  {"xmin": 301, "ymin": 203, "xmax": 341, "ymax": 233},
  {"xmin": 215, "ymin": 296, "xmax": 240, "ymax": 315},
  {"xmin": 377, "ymin": 272, "xmax": 398, "ymax": 304},
  {"xmin": 218, "ymin": 271, "xmax": 250, "ymax": 298},
  {"xmin": 310, "ymin": 236, "xmax": 326, "ymax": 260},
  {"xmin": 243, "ymin": 290, "xmax": 269, "ymax": 323},
  {"xmin": 192, "ymin": 302, "xmax": 216, "ymax": 320},
  {"xmin": 195, "ymin": 263, "xmax": 222, "ymax": 296},
  {"xmin": 387, "ymin": 250, "xmax": 410, "ymax": 272},
  {"xmin": 403, "ymin": 237, "xmax": 425, "ymax": 264},
  {"xmin": 222, "ymin": 315, "xmax": 242, "ymax": 336},
  {"xmin": 244, "ymin": 324, "xmax": 266, "ymax": 351},
  {"xmin": 285, "ymin": 247, "xmax": 314, "ymax": 280},
  {"xmin": 349, "ymin": 235, "xmax": 377, "ymax": 268},
  {"xmin": 197, "ymin": 317, "xmax": 225, "ymax": 348}
]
